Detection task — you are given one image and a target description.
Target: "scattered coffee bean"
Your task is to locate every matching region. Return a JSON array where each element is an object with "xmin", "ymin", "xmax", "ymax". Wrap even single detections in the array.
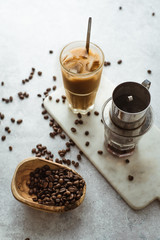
[
  {"xmin": 94, "ymin": 111, "xmax": 99, "ymax": 116},
  {"xmin": 44, "ymin": 115, "xmax": 49, "ymax": 120},
  {"xmin": 74, "ymin": 119, "xmax": 79, "ymax": 125},
  {"xmin": 56, "ymin": 98, "xmax": 60, "ymax": 103},
  {"xmin": 85, "ymin": 131, "xmax": 89, "ymax": 136},
  {"xmin": 49, "ymin": 96, "xmax": 52, "ymax": 100},
  {"xmin": 78, "ymin": 120, "xmax": 83, "ymax": 124},
  {"xmin": 104, "ymin": 61, "xmax": 111, "ymax": 67},
  {"xmin": 147, "ymin": 70, "xmax": 152, "ymax": 74},
  {"xmin": 5, "ymin": 126, "xmax": 9, "ymax": 131},
  {"xmin": 79, "ymin": 150, "xmax": 83, "ymax": 155},
  {"xmin": 0, "ymin": 113, "xmax": 5, "ymax": 120},
  {"xmin": 53, "ymin": 86, "xmax": 56, "ymax": 91},
  {"xmin": 9, "ymin": 146, "xmax": 13, "ymax": 151},
  {"xmin": 152, "ymin": 12, "xmax": 155, "ymax": 16},
  {"xmin": 53, "ymin": 76, "xmax": 57, "ymax": 81},
  {"xmin": 125, "ymin": 159, "xmax": 130, "ymax": 164},
  {"xmin": 49, "ymin": 50, "xmax": 53, "ymax": 54},
  {"xmin": 85, "ymin": 141, "xmax": 90, "ymax": 147},
  {"xmin": 77, "ymin": 154, "xmax": 81, "ymax": 161},
  {"xmin": 25, "ymin": 238, "xmax": 30, "ymax": 240},
  {"xmin": 9, "ymin": 96, "xmax": 13, "ymax": 102},
  {"xmin": 62, "ymin": 95, "xmax": 66, "ymax": 100},
  {"xmin": 117, "ymin": 60, "xmax": 122, "ymax": 64},
  {"xmin": 87, "ymin": 112, "xmax": 91, "ymax": 116},
  {"xmin": 77, "ymin": 113, "xmax": 82, "ymax": 119},
  {"xmin": 38, "ymin": 71, "xmax": 42, "ymax": 76},
  {"xmin": 11, "ymin": 118, "xmax": 15, "ymax": 123},
  {"xmin": 119, "ymin": 6, "xmax": 122, "ymax": 10},
  {"xmin": 17, "ymin": 119, "xmax": 23, "ymax": 125},
  {"xmin": 71, "ymin": 127, "xmax": 76, "ymax": 133},
  {"xmin": 128, "ymin": 175, "xmax": 134, "ymax": 181},
  {"xmin": 60, "ymin": 133, "xmax": 66, "ymax": 139},
  {"xmin": 37, "ymin": 94, "xmax": 42, "ymax": 97},
  {"xmin": 75, "ymin": 162, "xmax": 79, "ymax": 168},
  {"xmin": 97, "ymin": 150, "xmax": 103, "ymax": 155},
  {"xmin": 1, "ymin": 81, "xmax": 4, "ymax": 86},
  {"xmin": 1, "ymin": 136, "xmax": 6, "ymax": 141}
]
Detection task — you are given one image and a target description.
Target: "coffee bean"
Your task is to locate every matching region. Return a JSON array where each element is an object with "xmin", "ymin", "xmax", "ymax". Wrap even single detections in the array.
[
  {"xmin": 5, "ymin": 126, "xmax": 9, "ymax": 131},
  {"xmin": 75, "ymin": 162, "xmax": 79, "ymax": 168},
  {"xmin": 7, "ymin": 129, "xmax": 11, "ymax": 134},
  {"xmin": 32, "ymin": 148, "xmax": 36, "ymax": 154},
  {"xmin": 25, "ymin": 238, "xmax": 30, "ymax": 240},
  {"xmin": 152, "ymin": 12, "xmax": 155, "ymax": 16},
  {"xmin": 125, "ymin": 159, "xmax": 130, "ymax": 164},
  {"xmin": 128, "ymin": 175, "xmax": 134, "ymax": 181},
  {"xmin": 79, "ymin": 150, "xmax": 83, "ymax": 155},
  {"xmin": 42, "ymin": 110, "xmax": 47, "ymax": 115},
  {"xmin": 60, "ymin": 134, "xmax": 66, "ymax": 139},
  {"xmin": 119, "ymin": 6, "xmax": 122, "ymax": 10},
  {"xmin": 77, "ymin": 154, "xmax": 81, "ymax": 161},
  {"xmin": 94, "ymin": 111, "xmax": 99, "ymax": 116},
  {"xmin": 71, "ymin": 127, "xmax": 76, "ymax": 133},
  {"xmin": 85, "ymin": 131, "xmax": 89, "ymax": 136},
  {"xmin": 22, "ymin": 80, "xmax": 25, "ymax": 84},
  {"xmin": 38, "ymin": 71, "xmax": 42, "ymax": 76},
  {"xmin": 1, "ymin": 81, "xmax": 4, "ymax": 86},
  {"xmin": 66, "ymin": 159, "xmax": 71, "ymax": 166},
  {"xmin": 17, "ymin": 119, "xmax": 23, "ymax": 124},
  {"xmin": 104, "ymin": 61, "xmax": 111, "ymax": 66},
  {"xmin": 97, "ymin": 150, "xmax": 103, "ymax": 155},
  {"xmin": 53, "ymin": 76, "xmax": 57, "ymax": 81},
  {"xmin": 49, "ymin": 50, "xmax": 53, "ymax": 54},
  {"xmin": 9, "ymin": 96, "xmax": 13, "ymax": 102},
  {"xmin": 53, "ymin": 86, "xmax": 56, "ymax": 91},
  {"xmin": 37, "ymin": 94, "xmax": 42, "ymax": 97},
  {"xmin": 11, "ymin": 118, "xmax": 15, "ymax": 123},
  {"xmin": 61, "ymin": 95, "xmax": 66, "ymax": 100},
  {"xmin": 74, "ymin": 119, "xmax": 79, "ymax": 125},
  {"xmin": 117, "ymin": 60, "xmax": 122, "ymax": 64},
  {"xmin": 0, "ymin": 114, "xmax": 5, "ymax": 120},
  {"xmin": 56, "ymin": 98, "xmax": 60, "ymax": 103},
  {"xmin": 49, "ymin": 96, "xmax": 52, "ymax": 100},
  {"xmin": 9, "ymin": 146, "xmax": 13, "ymax": 151},
  {"xmin": 44, "ymin": 115, "xmax": 49, "ymax": 120},
  {"xmin": 147, "ymin": 70, "xmax": 152, "ymax": 74},
  {"xmin": 77, "ymin": 113, "xmax": 82, "ymax": 119},
  {"xmin": 78, "ymin": 120, "xmax": 83, "ymax": 124},
  {"xmin": 1, "ymin": 136, "xmax": 6, "ymax": 141},
  {"xmin": 85, "ymin": 141, "xmax": 90, "ymax": 147}
]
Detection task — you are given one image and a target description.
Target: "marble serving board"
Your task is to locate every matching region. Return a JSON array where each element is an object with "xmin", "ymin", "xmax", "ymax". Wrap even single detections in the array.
[{"xmin": 44, "ymin": 79, "xmax": 160, "ymax": 210}]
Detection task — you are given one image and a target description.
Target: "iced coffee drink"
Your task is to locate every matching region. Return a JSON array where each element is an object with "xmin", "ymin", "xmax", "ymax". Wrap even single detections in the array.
[{"xmin": 60, "ymin": 41, "xmax": 104, "ymax": 114}]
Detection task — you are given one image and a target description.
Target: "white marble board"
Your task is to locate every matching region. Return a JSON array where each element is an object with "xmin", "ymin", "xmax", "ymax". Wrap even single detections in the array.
[{"xmin": 44, "ymin": 79, "xmax": 160, "ymax": 210}]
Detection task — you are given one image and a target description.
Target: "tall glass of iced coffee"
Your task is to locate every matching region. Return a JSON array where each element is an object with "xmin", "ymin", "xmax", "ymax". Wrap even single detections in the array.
[{"xmin": 60, "ymin": 41, "xmax": 104, "ymax": 114}]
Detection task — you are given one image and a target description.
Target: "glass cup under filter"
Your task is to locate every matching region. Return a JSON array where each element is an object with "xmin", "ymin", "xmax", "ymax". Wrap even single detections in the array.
[{"xmin": 102, "ymin": 98, "xmax": 153, "ymax": 157}]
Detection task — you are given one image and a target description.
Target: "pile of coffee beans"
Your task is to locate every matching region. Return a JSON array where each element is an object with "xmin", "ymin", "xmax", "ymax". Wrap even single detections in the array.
[{"xmin": 27, "ymin": 164, "xmax": 85, "ymax": 207}]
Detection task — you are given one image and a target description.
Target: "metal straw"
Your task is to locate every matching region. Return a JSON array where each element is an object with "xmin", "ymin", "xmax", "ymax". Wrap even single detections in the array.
[{"xmin": 86, "ymin": 17, "xmax": 92, "ymax": 54}]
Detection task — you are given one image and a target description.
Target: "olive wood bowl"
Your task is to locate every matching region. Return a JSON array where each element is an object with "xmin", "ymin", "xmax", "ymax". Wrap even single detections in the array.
[{"xmin": 11, "ymin": 157, "xmax": 86, "ymax": 213}]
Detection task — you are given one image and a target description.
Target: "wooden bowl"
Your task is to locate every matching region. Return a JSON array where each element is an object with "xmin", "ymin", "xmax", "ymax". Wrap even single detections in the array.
[{"xmin": 11, "ymin": 157, "xmax": 86, "ymax": 213}]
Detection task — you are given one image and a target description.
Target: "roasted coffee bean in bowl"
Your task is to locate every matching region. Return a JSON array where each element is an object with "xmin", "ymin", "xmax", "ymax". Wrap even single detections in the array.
[{"xmin": 11, "ymin": 157, "xmax": 86, "ymax": 212}]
